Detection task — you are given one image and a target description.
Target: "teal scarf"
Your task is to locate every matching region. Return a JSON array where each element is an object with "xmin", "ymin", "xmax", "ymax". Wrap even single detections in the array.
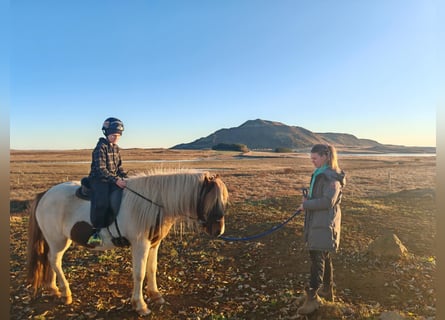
[{"xmin": 309, "ymin": 164, "xmax": 328, "ymax": 198}]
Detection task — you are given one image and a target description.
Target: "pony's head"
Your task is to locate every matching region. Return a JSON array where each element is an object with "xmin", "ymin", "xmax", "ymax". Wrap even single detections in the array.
[{"xmin": 197, "ymin": 174, "xmax": 228, "ymax": 237}]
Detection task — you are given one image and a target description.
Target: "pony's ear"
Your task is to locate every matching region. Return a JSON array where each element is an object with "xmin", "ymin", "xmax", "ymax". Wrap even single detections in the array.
[{"xmin": 207, "ymin": 174, "xmax": 219, "ymax": 181}]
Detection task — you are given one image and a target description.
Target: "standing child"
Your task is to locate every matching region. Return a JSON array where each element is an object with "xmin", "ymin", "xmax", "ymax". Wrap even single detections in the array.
[
  {"xmin": 87, "ymin": 117, "xmax": 128, "ymax": 246},
  {"xmin": 296, "ymin": 144, "xmax": 346, "ymax": 315}
]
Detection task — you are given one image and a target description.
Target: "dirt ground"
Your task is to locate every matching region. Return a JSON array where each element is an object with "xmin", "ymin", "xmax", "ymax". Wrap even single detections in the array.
[{"xmin": 9, "ymin": 149, "xmax": 436, "ymax": 319}]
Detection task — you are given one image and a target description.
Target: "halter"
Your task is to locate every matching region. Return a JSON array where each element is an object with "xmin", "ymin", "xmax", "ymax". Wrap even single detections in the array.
[{"xmin": 196, "ymin": 175, "xmax": 223, "ymax": 227}]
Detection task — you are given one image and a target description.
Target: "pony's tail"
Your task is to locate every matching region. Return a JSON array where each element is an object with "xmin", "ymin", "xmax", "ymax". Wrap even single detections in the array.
[{"xmin": 26, "ymin": 191, "xmax": 51, "ymax": 296}]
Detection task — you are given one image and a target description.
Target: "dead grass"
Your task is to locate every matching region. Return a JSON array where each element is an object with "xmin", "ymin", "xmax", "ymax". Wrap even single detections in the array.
[{"xmin": 9, "ymin": 149, "xmax": 436, "ymax": 319}]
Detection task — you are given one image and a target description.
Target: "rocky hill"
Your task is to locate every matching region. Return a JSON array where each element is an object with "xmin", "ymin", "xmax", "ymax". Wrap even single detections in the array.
[{"xmin": 171, "ymin": 119, "xmax": 435, "ymax": 153}]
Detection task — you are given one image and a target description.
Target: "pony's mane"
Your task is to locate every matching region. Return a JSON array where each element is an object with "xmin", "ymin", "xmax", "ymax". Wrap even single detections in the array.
[
  {"xmin": 121, "ymin": 169, "xmax": 209, "ymax": 239},
  {"xmin": 130, "ymin": 167, "xmax": 202, "ymax": 177}
]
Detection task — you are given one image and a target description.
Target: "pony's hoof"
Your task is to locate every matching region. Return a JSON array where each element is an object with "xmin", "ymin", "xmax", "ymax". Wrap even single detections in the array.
[
  {"xmin": 47, "ymin": 287, "xmax": 61, "ymax": 297},
  {"xmin": 137, "ymin": 307, "xmax": 152, "ymax": 316},
  {"xmin": 149, "ymin": 293, "xmax": 165, "ymax": 305},
  {"xmin": 152, "ymin": 296, "xmax": 165, "ymax": 305},
  {"xmin": 64, "ymin": 295, "xmax": 72, "ymax": 305},
  {"xmin": 132, "ymin": 300, "xmax": 151, "ymax": 316}
]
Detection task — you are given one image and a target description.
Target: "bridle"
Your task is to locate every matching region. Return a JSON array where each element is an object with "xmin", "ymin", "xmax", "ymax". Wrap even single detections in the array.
[{"xmin": 196, "ymin": 175, "xmax": 224, "ymax": 228}]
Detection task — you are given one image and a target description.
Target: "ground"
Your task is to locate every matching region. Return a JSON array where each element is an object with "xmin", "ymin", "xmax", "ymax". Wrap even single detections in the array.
[{"xmin": 9, "ymin": 150, "xmax": 436, "ymax": 319}]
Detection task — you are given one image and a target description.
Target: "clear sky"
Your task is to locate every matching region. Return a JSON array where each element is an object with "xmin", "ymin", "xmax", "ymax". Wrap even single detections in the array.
[{"xmin": 9, "ymin": 0, "xmax": 440, "ymax": 150}]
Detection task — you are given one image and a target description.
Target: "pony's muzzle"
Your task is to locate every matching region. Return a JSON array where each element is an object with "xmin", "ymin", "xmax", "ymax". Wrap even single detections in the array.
[{"xmin": 207, "ymin": 217, "xmax": 225, "ymax": 237}]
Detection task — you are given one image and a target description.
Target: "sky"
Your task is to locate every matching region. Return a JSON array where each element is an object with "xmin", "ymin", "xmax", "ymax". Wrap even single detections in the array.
[{"xmin": 9, "ymin": 0, "xmax": 441, "ymax": 150}]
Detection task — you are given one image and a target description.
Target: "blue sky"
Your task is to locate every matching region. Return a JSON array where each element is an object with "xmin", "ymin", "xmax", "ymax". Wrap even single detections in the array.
[{"xmin": 9, "ymin": 0, "xmax": 440, "ymax": 150}]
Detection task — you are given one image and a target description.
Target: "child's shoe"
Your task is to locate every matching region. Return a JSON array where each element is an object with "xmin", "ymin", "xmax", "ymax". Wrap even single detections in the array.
[{"xmin": 87, "ymin": 232, "xmax": 102, "ymax": 246}]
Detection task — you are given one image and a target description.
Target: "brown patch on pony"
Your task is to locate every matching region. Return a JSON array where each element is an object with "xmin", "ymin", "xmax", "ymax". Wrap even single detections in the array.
[
  {"xmin": 70, "ymin": 221, "xmax": 95, "ymax": 248},
  {"xmin": 26, "ymin": 190, "xmax": 52, "ymax": 296},
  {"xmin": 150, "ymin": 220, "xmax": 174, "ymax": 249}
]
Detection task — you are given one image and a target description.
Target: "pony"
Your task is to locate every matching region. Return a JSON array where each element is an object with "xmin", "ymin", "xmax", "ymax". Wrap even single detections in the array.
[{"xmin": 27, "ymin": 170, "xmax": 229, "ymax": 316}]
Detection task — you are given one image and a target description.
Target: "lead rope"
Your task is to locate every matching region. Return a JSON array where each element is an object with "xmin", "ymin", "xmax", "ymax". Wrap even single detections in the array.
[
  {"xmin": 218, "ymin": 188, "xmax": 308, "ymax": 242},
  {"xmin": 218, "ymin": 209, "xmax": 303, "ymax": 242}
]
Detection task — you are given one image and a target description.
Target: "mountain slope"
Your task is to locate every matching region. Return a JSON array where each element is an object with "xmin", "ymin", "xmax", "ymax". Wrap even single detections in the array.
[{"xmin": 171, "ymin": 119, "xmax": 383, "ymax": 150}]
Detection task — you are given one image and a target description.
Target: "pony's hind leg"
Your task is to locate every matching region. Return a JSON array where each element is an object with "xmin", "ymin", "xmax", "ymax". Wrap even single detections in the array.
[
  {"xmin": 47, "ymin": 239, "xmax": 73, "ymax": 304},
  {"xmin": 45, "ymin": 268, "xmax": 61, "ymax": 298}
]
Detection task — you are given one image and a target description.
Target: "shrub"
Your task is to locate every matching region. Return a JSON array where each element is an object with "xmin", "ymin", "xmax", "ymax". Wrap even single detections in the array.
[
  {"xmin": 274, "ymin": 147, "xmax": 293, "ymax": 153},
  {"xmin": 212, "ymin": 143, "xmax": 250, "ymax": 152}
]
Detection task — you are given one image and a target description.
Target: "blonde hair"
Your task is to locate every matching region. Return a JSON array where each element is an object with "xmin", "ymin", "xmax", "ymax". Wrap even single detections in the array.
[{"xmin": 311, "ymin": 144, "xmax": 339, "ymax": 171}]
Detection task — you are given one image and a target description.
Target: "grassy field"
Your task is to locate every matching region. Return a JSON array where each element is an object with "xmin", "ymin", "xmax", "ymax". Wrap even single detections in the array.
[{"xmin": 10, "ymin": 149, "xmax": 436, "ymax": 319}]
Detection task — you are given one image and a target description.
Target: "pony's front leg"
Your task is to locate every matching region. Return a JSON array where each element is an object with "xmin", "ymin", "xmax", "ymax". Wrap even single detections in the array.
[
  {"xmin": 131, "ymin": 240, "xmax": 151, "ymax": 316},
  {"xmin": 146, "ymin": 242, "xmax": 165, "ymax": 305},
  {"xmin": 48, "ymin": 243, "xmax": 72, "ymax": 304}
]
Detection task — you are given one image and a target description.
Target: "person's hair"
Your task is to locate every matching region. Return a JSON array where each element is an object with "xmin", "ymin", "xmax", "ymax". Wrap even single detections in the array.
[{"xmin": 311, "ymin": 144, "xmax": 339, "ymax": 170}]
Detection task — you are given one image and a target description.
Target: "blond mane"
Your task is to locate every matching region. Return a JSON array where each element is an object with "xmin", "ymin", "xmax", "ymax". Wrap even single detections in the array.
[{"xmin": 121, "ymin": 169, "xmax": 210, "ymax": 238}]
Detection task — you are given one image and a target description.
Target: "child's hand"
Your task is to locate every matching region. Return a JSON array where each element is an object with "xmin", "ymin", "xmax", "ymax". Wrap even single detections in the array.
[{"xmin": 116, "ymin": 179, "xmax": 127, "ymax": 189}]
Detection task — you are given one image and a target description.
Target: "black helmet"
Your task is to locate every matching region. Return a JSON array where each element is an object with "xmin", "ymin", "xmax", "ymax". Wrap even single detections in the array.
[{"xmin": 102, "ymin": 117, "xmax": 124, "ymax": 136}]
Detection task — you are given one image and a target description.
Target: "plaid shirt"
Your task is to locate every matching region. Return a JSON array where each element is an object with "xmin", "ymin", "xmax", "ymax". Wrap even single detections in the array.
[{"xmin": 89, "ymin": 137, "xmax": 128, "ymax": 183}]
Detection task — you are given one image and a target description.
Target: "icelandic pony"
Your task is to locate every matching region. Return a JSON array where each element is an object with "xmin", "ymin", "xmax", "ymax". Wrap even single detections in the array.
[{"xmin": 27, "ymin": 171, "xmax": 228, "ymax": 316}]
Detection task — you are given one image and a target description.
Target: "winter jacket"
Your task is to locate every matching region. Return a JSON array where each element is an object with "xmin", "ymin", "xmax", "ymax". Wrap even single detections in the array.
[
  {"xmin": 88, "ymin": 137, "xmax": 128, "ymax": 184},
  {"xmin": 303, "ymin": 167, "xmax": 346, "ymax": 252}
]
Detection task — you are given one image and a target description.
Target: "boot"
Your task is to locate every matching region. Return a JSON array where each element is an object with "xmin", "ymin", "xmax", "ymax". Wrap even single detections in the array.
[
  {"xmin": 318, "ymin": 284, "xmax": 334, "ymax": 302},
  {"xmin": 87, "ymin": 230, "xmax": 102, "ymax": 246},
  {"xmin": 297, "ymin": 287, "xmax": 321, "ymax": 315}
]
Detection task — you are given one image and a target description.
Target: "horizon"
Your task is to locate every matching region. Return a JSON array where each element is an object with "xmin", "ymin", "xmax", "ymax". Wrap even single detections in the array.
[
  {"xmin": 9, "ymin": 116, "xmax": 437, "ymax": 151},
  {"xmin": 9, "ymin": 1, "xmax": 438, "ymax": 150},
  {"xmin": 9, "ymin": 117, "xmax": 437, "ymax": 152}
]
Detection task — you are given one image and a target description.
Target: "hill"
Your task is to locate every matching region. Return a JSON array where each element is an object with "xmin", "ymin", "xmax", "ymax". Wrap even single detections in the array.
[{"xmin": 171, "ymin": 119, "xmax": 435, "ymax": 153}]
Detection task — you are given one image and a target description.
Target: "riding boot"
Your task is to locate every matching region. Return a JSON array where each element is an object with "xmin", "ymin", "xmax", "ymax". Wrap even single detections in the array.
[
  {"xmin": 297, "ymin": 287, "xmax": 321, "ymax": 315},
  {"xmin": 318, "ymin": 284, "xmax": 334, "ymax": 302}
]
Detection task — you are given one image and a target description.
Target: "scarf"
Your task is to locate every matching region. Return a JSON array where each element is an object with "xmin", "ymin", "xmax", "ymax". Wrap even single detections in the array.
[{"xmin": 309, "ymin": 164, "xmax": 328, "ymax": 198}]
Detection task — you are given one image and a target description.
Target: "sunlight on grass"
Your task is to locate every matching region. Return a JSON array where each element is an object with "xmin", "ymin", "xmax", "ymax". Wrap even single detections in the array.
[{"xmin": 346, "ymin": 198, "xmax": 390, "ymax": 214}]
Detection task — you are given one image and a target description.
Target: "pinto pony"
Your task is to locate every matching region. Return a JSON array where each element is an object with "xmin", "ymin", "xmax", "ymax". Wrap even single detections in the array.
[{"xmin": 27, "ymin": 171, "xmax": 228, "ymax": 316}]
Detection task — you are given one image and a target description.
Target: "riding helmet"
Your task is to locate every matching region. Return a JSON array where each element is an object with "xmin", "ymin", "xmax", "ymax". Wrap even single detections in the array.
[{"xmin": 102, "ymin": 117, "xmax": 124, "ymax": 136}]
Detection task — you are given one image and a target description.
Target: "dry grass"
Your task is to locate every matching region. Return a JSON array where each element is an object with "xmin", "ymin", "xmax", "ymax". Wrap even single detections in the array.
[{"xmin": 9, "ymin": 149, "xmax": 436, "ymax": 319}]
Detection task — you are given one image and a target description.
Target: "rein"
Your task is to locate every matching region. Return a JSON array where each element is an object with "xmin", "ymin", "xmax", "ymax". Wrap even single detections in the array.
[
  {"xmin": 125, "ymin": 186, "xmax": 164, "ymax": 208},
  {"xmin": 125, "ymin": 182, "xmax": 210, "ymax": 226},
  {"xmin": 103, "ymin": 185, "xmax": 163, "ymax": 247}
]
